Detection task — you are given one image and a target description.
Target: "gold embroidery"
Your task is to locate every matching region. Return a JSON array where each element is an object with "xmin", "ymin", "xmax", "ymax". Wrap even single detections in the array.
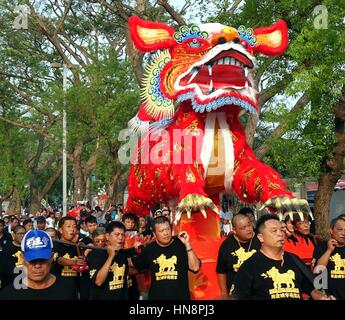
[
  {"xmin": 244, "ymin": 168, "xmax": 255, "ymax": 181},
  {"xmin": 186, "ymin": 168, "xmax": 196, "ymax": 183},
  {"xmin": 185, "ymin": 120, "xmax": 201, "ymax": 136},
  {"xmin": 155, "ymin": 168, "xmax": 162, "ymax": 178},
  {"xmin": 193, "ymin": 160, "xmax": 202, "ymax": 177}
]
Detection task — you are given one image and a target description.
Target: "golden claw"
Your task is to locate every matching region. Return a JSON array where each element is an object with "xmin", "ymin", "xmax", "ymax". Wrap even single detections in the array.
[
  {"xmin": 176, "ymin": 194, "xmax": 218, "ymax": 219},
  {"xmin": 260, "ymin": 196, "xmax": 313, "ymax": 221}
]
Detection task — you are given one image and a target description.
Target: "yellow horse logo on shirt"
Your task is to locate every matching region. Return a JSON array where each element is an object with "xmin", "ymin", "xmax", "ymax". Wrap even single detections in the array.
[
  {"xmin": 232, "ymin": 247, "xmax": 256, "ymax": 271},
  {"xmin": 261, "ymin": 267, "xmax": 300, "ymax": 298},
  {"xmin": 109, "ymin": 262, "xmax": 126, "ymax": 290},
  {"xmin": 12, "ymin": 251, "xmax": 24, "ymax": 267},
  {"xmin": 330, "ymin": 253, "xmax": 345, "ymax": 278},
  {"xmin": 153, "ymin": 254, "xmax": 178, "ymax": 280}
]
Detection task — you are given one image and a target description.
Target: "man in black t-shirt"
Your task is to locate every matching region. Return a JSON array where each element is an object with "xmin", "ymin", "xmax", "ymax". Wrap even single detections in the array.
[
  {"xmin": 0, "ymin": 225, "xmax": 25, "ymax": 289},
  {"xmin": 52, "ymin": 217, "xmax": 87, "ymax": 299},
  {"xmin": 0, "ymin": 230, "xmax": 76, "ymax": 300},
  {"xmin": 80, "ymin": 215, "xmax": 98, "ymax": 246},
  {"xmin": 232, "ymin": 214, "xmax": 333, "ymax": 300},
  {"xmin": 313, "ymin": 216, "xmax": 345, "ymax": 299},
  {"xmin": 87, "ymin": 221, "xmax": 129, "ymax": 300},
  {"xmin": 129, "ymin": 216, "xmax": 201, "ymax": 300},
  {"xmin": 216, "ymin": 214, "xmax": 261, "ymax": 297}
]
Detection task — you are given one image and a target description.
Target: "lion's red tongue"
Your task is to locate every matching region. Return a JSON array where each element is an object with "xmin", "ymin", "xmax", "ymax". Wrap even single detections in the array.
[{"xmin": 180, "ymin": 65, "xmax": 246, "ymax": 92}]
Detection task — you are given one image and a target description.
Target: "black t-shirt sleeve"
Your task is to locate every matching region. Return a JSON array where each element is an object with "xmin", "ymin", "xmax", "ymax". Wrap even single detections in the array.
[
  {"xmin": 87, "ymin": 250, "xmax": 106, "ymax": 281},
  {"xmin": 131, "ymin": 247, "xmax": 149, "ymax": 272},
  {"xmin": 216, "ymin": 242, "xmax": 227, "ymax": 274},
  {"xmin": 231, "ymin": 259, "xmax": 254, "ymax": 299},
  {"xmin": 313, "ymin": 241, "xmax": 327, "ymax": 261}
]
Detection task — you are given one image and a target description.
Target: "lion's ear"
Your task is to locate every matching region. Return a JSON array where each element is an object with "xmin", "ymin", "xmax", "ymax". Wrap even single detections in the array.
[
  {"xmin": 253, "ymin": 20, "xmax": 288, "ymax": 56},
  {"xmin": 128, "ymin": 16, "xmax": 176, "ymax": 52}
]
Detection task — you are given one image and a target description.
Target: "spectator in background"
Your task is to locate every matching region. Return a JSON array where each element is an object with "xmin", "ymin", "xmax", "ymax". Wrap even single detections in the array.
[
  {"xmin": 122, "ymin": 213, "xmax": 138, "ymax": 233},
  {"xmin": 23, "ymin": 219, "xmax": 33, "ymax": 232},
  {"xmin": 220, "ymin": 198, "xmax": 232, "ymax": 237},
  {"xmin": 94, "ymin": 206, "xmax": 106, "ymax": 225},
  {"xmin": 3, "ymin": 216, "xmax": 9, "ymax": 227},
  {"xmin": 139, "ymin": 217, "xmax": 153, "ymax": 239},
  {"xmin": 153, "ymin": 209, "xmax": 162, "ymax": 218},
  {"xmin": 45, "ymin": 227, "xmax": 58, "ymax": 239},
  {"xmin": 284, "ymin": 211, "xmax": 319, "ymax": 268},
  {"xmin": 35, "ymin": 216, "xmax": 46, "ymax": 230},
  {"xmin": 4, "ymin": 216, "xmax": 19, "ymax": 234},
  {"xmin": 81, "ymin": 215, "xmax": 98, "ymax": 245},
  {"xmin": 281, "ymin": 215, "xmax": 294, "ymax": 238},
  {"xmin": 84, "ymin": 227, "xmax": 107, "ymax": 258},
  {"xmin": 46, "ymin": 212, "xmax": 56, "ymax": 228}
]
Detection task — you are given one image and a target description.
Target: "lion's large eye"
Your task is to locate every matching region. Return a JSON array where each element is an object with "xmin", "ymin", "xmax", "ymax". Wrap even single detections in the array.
[
  {"xmin": 184, "ymin": 38, "xmax": 210, "ymax": 51},
  {"xmin": 188, "ymin": 39, "xmax": 201, "ymax": 48}
]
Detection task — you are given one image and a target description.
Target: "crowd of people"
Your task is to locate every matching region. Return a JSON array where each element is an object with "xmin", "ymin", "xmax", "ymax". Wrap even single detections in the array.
[{"xmin": 0, "ymin": 201, "xmax": 344, "ymax": 300}]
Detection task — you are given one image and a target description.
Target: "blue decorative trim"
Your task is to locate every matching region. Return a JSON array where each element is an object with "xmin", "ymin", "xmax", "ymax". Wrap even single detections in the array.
[
  {"xmin": 173, "ymin": 25, "xmax": 208, "ymax": 44},
  {"xmin": 238, "ymin": 26, "xmax": 256, "ymax": 47},
  {"xmin": 176, "ymin": 92, "xmax": 257, "ymax": 115},
  {"xmin": 149, "ymin": 117, "xmax": 174, "ymax": 130}
]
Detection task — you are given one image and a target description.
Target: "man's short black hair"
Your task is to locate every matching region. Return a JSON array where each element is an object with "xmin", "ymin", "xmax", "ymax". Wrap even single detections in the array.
[
  {"xmin": 106, "ymin": 221, "xmax": 125, "ymax": 234},
  {"xmin": 23, "ymin": 218, "xmax": 33, "ymax": 226},
  {"xmin": 238, "ymin": 207, "xmax": 254, "ymax": 216},
  {"xmin": 231, "ymin": 213, "xmax": 250, "ymax": 228},
  {"xmin": 35, "ymin": 216, "xmax": 46, "ymax": 223},
  {"xmin": 152, "ymin": 216, "xmax": 171, "ymax": 232},
  {"xmin": 256, "ymin": 214, "xmax": 280, "ymax": 234},
  {"xmin": 85, "ymin": 215, "xmax": 97, "ymax": 225},
  {"xmin": 122, "ymin": 212, "xmax": 136, "ymax": 222},
  {"xmin": 58, "ymin": 216, "xmax": 77, "ymax": 229},
  {"xmin": 10, "ymin": 216, "xmax": 19, "ymax": 222},
  {"xmin": 330, "ymin": 216, "xmax": 345, "ymax": 229}
]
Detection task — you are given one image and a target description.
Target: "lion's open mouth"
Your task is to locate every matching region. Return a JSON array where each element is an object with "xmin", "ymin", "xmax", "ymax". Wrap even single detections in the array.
[{"xmin": 179, "ymin": 50, "xmax": 253, "ymax": 95}]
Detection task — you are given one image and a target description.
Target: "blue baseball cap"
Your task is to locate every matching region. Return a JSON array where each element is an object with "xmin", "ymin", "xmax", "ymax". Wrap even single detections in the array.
[{"xmin": 21, "ymin": 230, "xmax": 53, "ymax": 262}]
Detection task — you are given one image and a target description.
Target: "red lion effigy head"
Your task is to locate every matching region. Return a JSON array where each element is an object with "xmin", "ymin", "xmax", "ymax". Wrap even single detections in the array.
[{"xmin": 129, "ymin": 16, "xmax": 288, "ymax": 125}]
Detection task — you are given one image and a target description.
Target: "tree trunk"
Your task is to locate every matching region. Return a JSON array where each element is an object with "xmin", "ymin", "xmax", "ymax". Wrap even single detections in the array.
[
  {"xmin": 245, "ymin": 114, "xmax": 259, "ymax": 147},
  {"xmin": 103, "ymin": 161, "xmax": 122, "ymax": 212},
  {"xmin": 29, "ymin": 136, "xmax": 45, "ymax": 214},
  {"xmin": 314, "ymin": 86, "xmax": 345, "ymax": 236},
  {"xmin": 116, "ymin": 170, "xmax": 130, "ymax": 206},
  {"xmin": 7, "ymin": 187, "xmax": 21, "ymax": 215},
  {"xmin": 72, "ymin": 141, "xmax": 86, "ymax": 204},
  {"xmin": 0, "ymin": 188, "xmax": 13, "ymax": 214}
]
